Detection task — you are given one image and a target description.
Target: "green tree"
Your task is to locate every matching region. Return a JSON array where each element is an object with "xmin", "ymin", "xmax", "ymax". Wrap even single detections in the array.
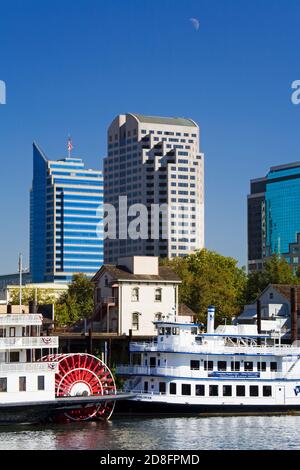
[
  {"xmin": 55, "ymin": 273, "xmax": 94, "ymax": 326},
  {"xmin": 9, "ymin": 287, "xmax": 57, "ymax": 306},
  {"xmin": 162, "ymin": 249, "xmax": 247, "ymax": 326},
  {"xmin": 245, "ymin": 254, "xmax": 299, "ymax": 303}
]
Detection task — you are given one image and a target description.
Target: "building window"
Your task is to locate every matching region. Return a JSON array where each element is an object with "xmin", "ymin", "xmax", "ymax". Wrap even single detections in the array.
[
  {"xmin": 154, "ymin": 288, "xmax": 162, "ymax": 302},
  {"xmin": 131, "ymin": 288, "xmax": 139, "ymax": 302},
  {"xmin": 182, "ymin": 384, "xmax": 191, "ymax": 396},
  {"xmin": 195, "ymin": 385, "xmax": 205, "ymax": 396},
  {"xmin": 223, "ymin": 385, "xmax": 232, "ymax": 397},
  {"xmin": 155, "ymin": 312, "xmax": 163, "ymax": 321},
  {"xmin": 0, "ymin": 378, "xmax": 7, "ymax": 392},
  {"xmin": 159, "ymin": 382, "xmax": 166, "ymax": 394},
  {"xmin": 209, "ymin": 385, "xmax": 219, "ymax": 396},
  {"xmin": 170, "ymin": 383, "xmax": 177, "ymax": 395},
  {"xmin": 132, "ymin": 312, "xmax": 140, "ymax": 331},
  {"xmin": 263, "ymin": 386, "xmax": 272, "ymax": 397},
  {"xmin": 190, "ymin": 360, "xmax": 200, "ymax": 370},
  {"xmin": 19, "ymin": 376, "xmax": 26, "ymax": 392},
  {"xmin": 250, "ymin": 385, "xmax": 259, "ymax": 397},
  {"xmin": 38, "ymin": 376, "xmax": 45, "ymax": 391},
  {"xmin": 96, "ymin": 287, "xmax": 101, "ymax": 303},
  {"xmin": 236, "ymin": 385, "xmax": 245, "ymax": 397},
  {"xmin": 204, "ymin": 361, "xmax": 214, "ymax": 371}
]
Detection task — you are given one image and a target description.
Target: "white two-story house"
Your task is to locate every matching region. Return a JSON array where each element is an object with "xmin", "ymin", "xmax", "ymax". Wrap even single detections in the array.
[{"xmin": 92, "ymin": 256, "xmax": 189, "ymax": 336}]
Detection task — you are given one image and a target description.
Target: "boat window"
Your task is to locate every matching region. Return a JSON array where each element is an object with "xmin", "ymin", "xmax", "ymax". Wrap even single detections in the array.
[
  {"xmin": 250, "ymin": 385, "xmax": 259, "ymax": 397},
  {"xmin": 0, "ymin": 328, "xmax": 6, "ymax": 338},
  {"xmin": 257, "ymin": 362, "xmax": 266, "ymax": 372},
  {"xmin": 9, "ymin": 327, "xmax": 15, "ymax": 337},
  {"xmin": 191, "ymin": 327, "xmax": 198, "ymax": 335},
  {"xmin": 9, "ymin": 352, "xmax": 20, "ymax": 363},
  {"xmin": 217, "ymin": 361, "xmax": 227, "ymax": 371},
  {"xmin": 182, "ymin": 384, "xmax": 191, "ymax": 396},
  {"xmin": 172, "ymin": 327, "xmax": 179, "ymax": 335},
  {"xmin": 195, "ymin": 385, "xmax": 205, "ymax": 396},
  {"xmin": 19, "ymin": 376, "xmax": 26, "ymax": 392},
  {"xmin": 0, "ymin": 378, "xmax": 7, "ymax": 392},
  {"xmin": 159, "ymin": 382, "xmax": 166, "ymax": 394},
  {"xmin": 263, "ymin": 386, "xmax": 272, "ymax": 397},
  {"xmin": 236, "ymin": 385, "xmax": 245, "ymax": 397},
  {"xmin": 144, "ymin": 381, "xmax": 148, "ymax": 392},
  {"xmin": 132, "ymin": 353, "xmax": 141, "ymax": 366},
  {"xmin": 170, "ymin": 383, "xmax": 177, "ymax": 395},
  {"xmin": 190, "ymin": 360, "xmax": 200, "ymax": 370},
  {"xmin": 223, "ymin": 385, "xmax": 232, "ymax": 397},
  {"xmin": 165, "ymin": 327, "xmax": 171, "ymax": 336},
  {"xmin": 209, "ymin": 385, "xmax": 218, "ymax": 396},
  {"xmin": 231, "ymin": 361, "xmax": 240, "ymax": 371},
  {"xmin": 159, "ymin": 327, "xmax": 165, "ymax": 335},
  {"xmin": 204, "ymin": 361, "xmax": 214, "ymax": 371},
  {"xmin": 38, "ymin": 376, "xmax": 45, "ymax": 391},
  {"xmin": 244, "ymin": 361, "xmax": 253, "ymax": 371},
  {"xmin": 270, "ymin": 362, "xmax": 278, "ymax": 372}
]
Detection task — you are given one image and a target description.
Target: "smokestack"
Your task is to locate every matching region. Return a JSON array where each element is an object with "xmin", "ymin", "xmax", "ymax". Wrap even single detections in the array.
[
  {"xmin": 207, "ymin": 306, "xmax": 215, "ymax": 334},
  {"xmin": 257, "ymin": 299, "xmax": 262, "ymax": 335},
  {"xmin": 290, "ymin": 287, "xmax": 298, "ymax": 344}
]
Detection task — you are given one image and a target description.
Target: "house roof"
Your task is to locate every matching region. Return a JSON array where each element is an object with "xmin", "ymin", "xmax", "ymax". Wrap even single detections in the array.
[
  {"xmin": 263, "ymin": 284, "xmax": 300, "ymax": 302},
  {"xmin": 91, "ymin": 264, "xmax": 181, "ymax": 283}
]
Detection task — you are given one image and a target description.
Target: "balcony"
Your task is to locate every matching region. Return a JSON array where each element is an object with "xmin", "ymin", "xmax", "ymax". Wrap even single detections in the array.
[
  {"xmin": 0, "ymin": 314, "xmax": 43, "ymax": 326},
  {"xmin": 0, "ymin": 336, "xmax": 59, "ymax": 350}
]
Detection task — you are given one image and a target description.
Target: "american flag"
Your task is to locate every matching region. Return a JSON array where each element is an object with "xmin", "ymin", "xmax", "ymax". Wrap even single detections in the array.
[{"xmin": 68, "ymin": 137, "xmax": 73, "ymax": 152}]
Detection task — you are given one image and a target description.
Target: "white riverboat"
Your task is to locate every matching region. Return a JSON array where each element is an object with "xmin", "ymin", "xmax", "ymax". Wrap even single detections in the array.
[
  {"xmin": 116, "ymin": 306, "xmax": 300, "ymax": 414},
  {"xmin": 0, "ymin": 313, "xmax": 130, "ymax": 424}
]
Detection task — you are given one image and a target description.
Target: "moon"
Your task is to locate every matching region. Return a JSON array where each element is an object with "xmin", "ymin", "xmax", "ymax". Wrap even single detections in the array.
[{"xmin": 190, "ymin": 18, "xmax": 200, "ymax": 31}]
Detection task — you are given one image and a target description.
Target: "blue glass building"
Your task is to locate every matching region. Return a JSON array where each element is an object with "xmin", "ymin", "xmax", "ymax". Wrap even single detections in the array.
[
  {"xmin": 248, "ymin": 161, "xmax": 300, "ymax": 272},
  {"xmin": 30, "ymin": 142, "xmax": 104, "ymax": 283}
]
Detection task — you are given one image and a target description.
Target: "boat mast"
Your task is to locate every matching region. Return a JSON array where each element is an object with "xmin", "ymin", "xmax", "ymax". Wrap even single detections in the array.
[{"xmin": 19, "ymin": 253, "xmax": 22, "ymax": 314}]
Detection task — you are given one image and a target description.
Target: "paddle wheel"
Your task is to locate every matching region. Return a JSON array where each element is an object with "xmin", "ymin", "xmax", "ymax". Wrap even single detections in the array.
[{"xmin": 40, "ymin": 353, "xmax": 116, "ymax": 422}]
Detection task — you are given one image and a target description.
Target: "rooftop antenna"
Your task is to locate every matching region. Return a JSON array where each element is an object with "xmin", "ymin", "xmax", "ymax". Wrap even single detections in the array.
[{"xmin": 67, "ymin": 135, "xmax": 73, "ymax": 158}]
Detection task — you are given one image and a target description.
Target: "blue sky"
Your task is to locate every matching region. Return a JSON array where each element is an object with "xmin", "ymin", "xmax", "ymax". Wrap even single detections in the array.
[{"xmin": 1, "ymin": 0, "xmax": 300, "ymax": 274}]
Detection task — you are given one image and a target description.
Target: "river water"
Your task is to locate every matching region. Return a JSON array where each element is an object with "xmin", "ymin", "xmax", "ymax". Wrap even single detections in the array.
[{"xmin": 0, "ymin": 415, "xmax": 299, "ymax": 450}]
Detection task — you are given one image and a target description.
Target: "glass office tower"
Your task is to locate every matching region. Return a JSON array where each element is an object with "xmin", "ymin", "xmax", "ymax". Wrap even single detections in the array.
[
  {"xmin": 248, "ymin": 161, "xmax": 300, "ymax": 273},
  {"xmin": 30, "ymin": 142, "xmax": 104, "ymax": 283}
]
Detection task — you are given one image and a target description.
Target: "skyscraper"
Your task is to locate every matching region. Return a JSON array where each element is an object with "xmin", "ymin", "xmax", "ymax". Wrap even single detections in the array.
[
  {"xmin": 30, "ymin": 142, "xmax": 104, "ymax": 283},
  {"xmin": 248, "ymin": 161, "xmax": 300, "ymax": 273},
  {"xmin": 104, "ymin": 113, "xmax": 204, "ymax": 263}
]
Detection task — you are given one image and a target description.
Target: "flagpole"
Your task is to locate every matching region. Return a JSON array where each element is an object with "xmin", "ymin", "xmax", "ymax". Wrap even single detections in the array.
[{"xmin": 19, "ymin": 253, "xmax": 22, "ymax": 314}]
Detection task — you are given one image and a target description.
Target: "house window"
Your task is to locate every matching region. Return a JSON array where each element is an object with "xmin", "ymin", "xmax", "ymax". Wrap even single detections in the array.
[
  {"xmin": 155, "ymin": 288, "xmax": 162, "ymax": 301},
  {"xmin": 38, "ymin": 376, "xmax": 45, "ymax": 391},
  {"xmin": 96, "ymin": 287, "xmax": 101, "ymax": 303},
  {"xmin": 131, "ymin": 288, "xmax": 139, "ymax": 302},
  {"xmin": 132, "ymin": 312, "xmax": 140, "ymax": 331},
  {"xmin": 19, "ymin": 377, "xmax": 26, "ymax": 392},
  {"xmin": 0, "ymin": 378, "xmax": 7, "ymax": 392}
]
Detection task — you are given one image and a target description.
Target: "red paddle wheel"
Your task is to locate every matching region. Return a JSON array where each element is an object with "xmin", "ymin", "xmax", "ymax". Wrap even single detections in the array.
[{"xmin": 40, "ymin": 353, "xmax": 116, "ymax": 422}]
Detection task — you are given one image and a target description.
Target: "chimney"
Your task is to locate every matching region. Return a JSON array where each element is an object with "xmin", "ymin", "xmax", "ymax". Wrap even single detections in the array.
[
  {"xmin": 256, "ymin": 299, "xmax": 262, "ymax": 335},
  {"xmin": 207, "ymin": 306, "xmax": 215, "ymax": 334},
  {"xmin": 290, "ymin": 287, "xmax": 298, "ymax": 344}
]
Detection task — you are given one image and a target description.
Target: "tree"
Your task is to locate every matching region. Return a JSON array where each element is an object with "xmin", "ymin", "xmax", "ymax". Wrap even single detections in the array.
[
  {"xmin": 9, "ymin": 287, "xmax": 57, "ymax": 306},
  {"xmin": 161, "ymin": 249, "xmax": 247, "ymax": 326},
  {"xmin": 55, "ymin": 273, "xmax": 94, "ymax": 326},
  {"xmin": 245, "ymin": 254, "xmax": 299, "ymax": 303}
]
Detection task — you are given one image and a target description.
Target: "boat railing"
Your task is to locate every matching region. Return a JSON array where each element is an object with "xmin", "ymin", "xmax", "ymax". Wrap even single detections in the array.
[
  {"xmin": 0, "ymin": 362, "xmax": 59, "ymax": 372},
  {"xmin": 0, "ymin": 336, "xmax": 59, "ymax": 349},
  {"xmin": 0, "ymin": 314, "xmax": 43, "ymax": 325}
]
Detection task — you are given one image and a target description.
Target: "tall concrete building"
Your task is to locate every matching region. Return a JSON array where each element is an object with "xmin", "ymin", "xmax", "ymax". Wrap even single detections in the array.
[
  {"xmin": 104, "ymin": 113, "xmax": 204, "ymax": 263},
  {"xmin": 30, "ymin": 143, "xmax": 104, "ymax": 283},
  {"xmin": 248, "ymin": 161, "xmax": 300, "ymax": 273}
]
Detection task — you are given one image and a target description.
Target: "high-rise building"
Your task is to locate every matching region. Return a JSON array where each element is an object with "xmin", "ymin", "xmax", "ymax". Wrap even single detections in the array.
[
  {"xmin": 104, "ymin": 113, "xmax": 204, "ymax": 263},
  {"xmin": 248, "ymin": 161, "xmax": 300, "ymax": 273},
  {"xmin": 30, "ymin": 142, "xmax": 104, "ymax": 283}
]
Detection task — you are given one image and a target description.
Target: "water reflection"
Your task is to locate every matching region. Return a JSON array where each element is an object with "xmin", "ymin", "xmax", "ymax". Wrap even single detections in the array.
[{"xmin": 0, "ymin": 415, "xmax": 299, "ymax": 450}]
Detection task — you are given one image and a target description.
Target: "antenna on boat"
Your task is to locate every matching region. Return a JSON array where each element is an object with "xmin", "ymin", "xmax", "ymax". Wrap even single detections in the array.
[{"xmin": 18, "ymin": 253, "xmax": 22, "ymax": 314}]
